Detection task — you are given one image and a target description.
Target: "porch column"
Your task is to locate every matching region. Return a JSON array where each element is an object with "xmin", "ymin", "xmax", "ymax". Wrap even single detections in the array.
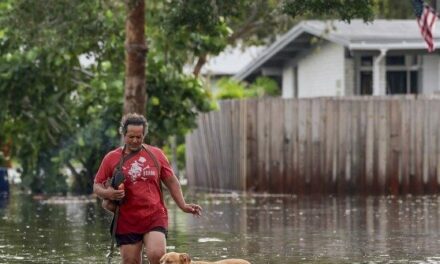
[
  {"xmin": 373, "ymin": 49, "xmax": 387, "ymax": 95},
  {"xmin": 282, "ymin": 65, "xmax": 295, "ymax": 98}
]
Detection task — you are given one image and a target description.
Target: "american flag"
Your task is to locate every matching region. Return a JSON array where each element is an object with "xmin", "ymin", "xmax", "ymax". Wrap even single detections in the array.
[{"xmin": 412, "ymin": 0, "xmax": 438, "ymax": 52}]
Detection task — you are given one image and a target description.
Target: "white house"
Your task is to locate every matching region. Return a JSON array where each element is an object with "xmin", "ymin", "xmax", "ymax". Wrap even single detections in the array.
[
  {"xmin": 201, "ymin": 45, "xmax": 264, "ymax": 77},
  {"xmin": 234, "ymin": 20, "xmax": 440, "ymax": 98},
  {"xmin": 194, "ymin": 45, "xmax": 264, "ymax": 92}
]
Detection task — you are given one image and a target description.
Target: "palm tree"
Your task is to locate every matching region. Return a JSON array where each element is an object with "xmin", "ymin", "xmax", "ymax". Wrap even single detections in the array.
[{"xmin": 123, "ymin": 0, "xmax": 147, "ymax": 115}]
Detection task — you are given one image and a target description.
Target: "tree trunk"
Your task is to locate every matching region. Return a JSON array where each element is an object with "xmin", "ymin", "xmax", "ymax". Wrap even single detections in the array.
[
  {"xmin": 0, "ymin": 138, "xmax": 12, "ymax": 168},
  {"xmin": 124, "ymin": 0, "xmax": 147, "ymax": 115},
  {"xmin": 192, "ymin": 53, "xmax": 207, "ymax": 77}
]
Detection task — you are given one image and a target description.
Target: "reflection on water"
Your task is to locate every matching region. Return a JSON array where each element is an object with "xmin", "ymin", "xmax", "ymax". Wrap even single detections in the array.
[
  {"xmin": 0, "ymin": 195, "xmax": 8, "ymax": 209},
  {"xmin": 2, "ymin": 190, "xmax": 440, "ymax": 263}
]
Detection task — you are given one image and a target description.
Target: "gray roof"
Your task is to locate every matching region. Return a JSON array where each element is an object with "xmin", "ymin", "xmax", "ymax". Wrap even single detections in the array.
[{"xmin": 235, "ymin": 19, "xmax": 440, "ymax": 81}]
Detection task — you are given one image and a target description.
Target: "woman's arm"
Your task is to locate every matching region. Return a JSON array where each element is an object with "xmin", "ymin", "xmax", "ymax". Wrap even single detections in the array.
[
  {"xmin": 162, "ymin": 175, "xmax": 202, "ymax": 216},
  {"xmin": 93, "ymin": 182, "xmax": 125, "ymax": 201}
]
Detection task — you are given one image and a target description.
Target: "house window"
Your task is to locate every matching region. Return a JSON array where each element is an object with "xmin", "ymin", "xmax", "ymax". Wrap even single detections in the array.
[
  {"xmin": 386, "ymin": 56, "xmax": 405, "ymax": 66},
  {"xmin": 387, "ymin": 71, "xmax": 406, "ymax": 94},
  {"xmin": 385, "ymin": 55, "xmax": 419, "ymax": 94},
  {"xmin": 386, "ymin": 70, "xmax": 418, "ymax": 94},
  {"xmin": 360, "ymin": 72, "xmax": 373, "ymax": 95},
  {"xmin": 358, "ymin": 56, "xmax": 373, "ymax": 95},
  {"xmin": 357, "ymin": 54, "xmax": 420, "ymax": 95},
  {"xmin": 361, "ymin": 56, "xmax": 373, "ymax": 66},
  {"xmin": 410, "ymin": 71, "xmax": 418, "ymax": 94}
]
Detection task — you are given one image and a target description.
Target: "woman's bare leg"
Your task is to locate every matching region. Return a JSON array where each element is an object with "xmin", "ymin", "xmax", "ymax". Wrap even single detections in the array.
[{"xmin": 143, "ymin": 231, "xmax": 166, "ymax": 264}]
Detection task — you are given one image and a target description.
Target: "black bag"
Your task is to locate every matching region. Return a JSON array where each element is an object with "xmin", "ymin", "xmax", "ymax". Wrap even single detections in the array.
[
  {"xmin": 107, "ymin": 145, "xmax": 137, "ymax": 190},
  {"xmin": 110, "ymin": 169, "xmax": 125, "ymax": 189}
]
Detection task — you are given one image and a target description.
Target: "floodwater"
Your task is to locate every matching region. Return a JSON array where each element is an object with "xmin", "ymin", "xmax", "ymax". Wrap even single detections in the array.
[{"xmin": 1, "ymin": 190, "xmax": 440, "ymax": 263}]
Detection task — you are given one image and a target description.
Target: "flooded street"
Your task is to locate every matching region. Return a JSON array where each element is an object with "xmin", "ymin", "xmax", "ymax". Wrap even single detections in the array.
[{"xmin": 2, "ymin": 189, "xmax": 440, "ymax": 263}]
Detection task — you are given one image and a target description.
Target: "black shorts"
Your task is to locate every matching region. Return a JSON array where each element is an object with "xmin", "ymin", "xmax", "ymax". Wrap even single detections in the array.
[{"xmin": 115, "ymin": 226, "xmax": 168, "ymax": 246}]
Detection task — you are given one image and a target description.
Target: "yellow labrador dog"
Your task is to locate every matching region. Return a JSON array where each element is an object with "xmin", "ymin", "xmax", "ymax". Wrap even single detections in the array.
[{"xmin": 160, "ymin": 252, "xmax": 251, "ymax": 264}]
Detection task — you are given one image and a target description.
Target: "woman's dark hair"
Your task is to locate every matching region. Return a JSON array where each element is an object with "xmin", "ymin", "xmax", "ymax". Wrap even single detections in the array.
[{"xmin": 119, "ymin": 113, "xmax": 148, "ymax": 135}]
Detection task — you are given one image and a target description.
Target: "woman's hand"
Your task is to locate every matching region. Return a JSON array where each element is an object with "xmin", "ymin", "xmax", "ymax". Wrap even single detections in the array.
[
  {"xmin": 106, "ymin": 188, "xmax": 125, "ymax": 201},
  {"xmin": 181, "ymin": 203, "xmax": 202, "ymax": 216},
  {"xmin": 162, "ymin": 175, "xmax": 202, "ymax": 216}
]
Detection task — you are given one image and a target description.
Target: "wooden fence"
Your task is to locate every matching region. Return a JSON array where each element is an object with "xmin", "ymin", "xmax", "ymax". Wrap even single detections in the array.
[{"xmin": 185, "ymin": 96, "xmax": 440, "ymax": 195}]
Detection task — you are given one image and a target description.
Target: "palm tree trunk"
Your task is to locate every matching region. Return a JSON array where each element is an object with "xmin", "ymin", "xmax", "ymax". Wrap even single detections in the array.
[{"xmin": 124, "ymin": 0, "xmax": 147, "ymax": 115}]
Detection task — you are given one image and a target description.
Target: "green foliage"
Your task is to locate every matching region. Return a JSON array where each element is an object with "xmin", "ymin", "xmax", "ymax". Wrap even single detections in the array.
[
  {"xmin": 215, "ymin": 76, "xmax": 280, "ymax": 99},
  {"xmin": 162, "ymin": 142, "xmax": 186, "ymax": 173},
  {"xmin": 0, "ymin": 152, "xmax": 6, "ymax": 168},
  {"xmin": 281, "ymin": 0, "xmax": 375, "ymax": 22},
  {"xmin": 0, "ymin": 0, "xmax": 213, "ymax": 194},
  {"xmin": 176, "ymin": 143, "xmax": 186, "ymax": 172},
  {"xmin": 156, "ymin": 0, "xmax": 232, "ymax": 70},
  {"xmin": 0, "ymin": 0, "xmax": 127, "ymax": 194},
  {"xmin": 146, "ymin": 55, "xmax": 214, "ymax": 145},
  {"xmin": 215, "ymin": 78, "xmax": 246, "ymax": 99},
  {"xmin": 0, "ymin": 46, "xmax": 81, "ymax": 193},
  {"xmin": 1, "ymin": 0, "xmax": 408, "ymax": 194},
  {"xmin": 247, "ymin": 77, "xmax": 280, "ymax": 97},
  {"xmin": 372, "ymin": 0, "xmax": 414, "ymax": 19}
]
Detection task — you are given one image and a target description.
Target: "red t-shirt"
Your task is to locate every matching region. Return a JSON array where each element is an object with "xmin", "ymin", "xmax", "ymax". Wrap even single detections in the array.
[{"xmin": 94, "ymin": 145, "xmax": 174, "ymax": 234}]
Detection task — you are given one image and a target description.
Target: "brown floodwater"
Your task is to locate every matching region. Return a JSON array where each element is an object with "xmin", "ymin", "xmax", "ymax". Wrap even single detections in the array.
[{"xmin": 1, "ymin": 189, "xmax": 440, "ymax": 263}]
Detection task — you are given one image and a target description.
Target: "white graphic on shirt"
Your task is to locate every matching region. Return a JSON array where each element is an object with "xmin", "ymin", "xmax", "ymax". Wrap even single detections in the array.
[
  {"xmin": 125, "ymin": 156, "xmax": 158, "ymax": 183},
  {"xmin": 128, "ymin": 161, "xmax": 143, "ymax": 182}
]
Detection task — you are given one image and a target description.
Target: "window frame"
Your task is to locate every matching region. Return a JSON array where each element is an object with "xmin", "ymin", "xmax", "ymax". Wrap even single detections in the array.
[{"xmin": 355, "ymin": 54, "xmax": 421, "ymax": 95}]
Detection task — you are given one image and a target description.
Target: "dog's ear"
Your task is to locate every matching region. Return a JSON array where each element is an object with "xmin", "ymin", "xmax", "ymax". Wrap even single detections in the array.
[{"xmin": 179, "ymin": 253, "xmax": 191, "ymax": 264}]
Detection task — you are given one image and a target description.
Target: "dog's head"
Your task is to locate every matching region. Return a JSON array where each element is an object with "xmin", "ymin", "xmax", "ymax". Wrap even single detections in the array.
[{"xmin": 160, "ymin": 252, "xmax": 191, "ymax": 264}]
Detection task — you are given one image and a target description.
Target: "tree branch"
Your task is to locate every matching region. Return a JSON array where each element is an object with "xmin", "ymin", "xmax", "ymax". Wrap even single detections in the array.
[
  {"xmin": 192, "ymin": 53, "xmax": 207, "ymax": 77},
  {"xmin": 66, "ymin": 161, "xmax": 81, "ymax": 179}
]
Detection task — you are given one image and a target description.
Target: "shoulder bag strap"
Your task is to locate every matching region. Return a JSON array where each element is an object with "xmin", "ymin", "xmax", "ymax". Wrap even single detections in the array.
[
  {"xmin": 107, "ymin": 145, "xmax": 138, "ymax": 187},
  {"xmin": 105, "ymin": 146, "xmax": 126, "ymax": 188},
  {"xmin": 142, "ymin": 144, "xmax": 164, "ymax": 202},
  {"xmin": 117, "ymin": 145, "xmax": 140, "ymax": 170},
  {"xmin": 115, "ymin": 145, "xmax": 126, "ymax": 171},
  {"xmin": 142, "ymin": 144, "xmax": 161, "ymax": 172}
]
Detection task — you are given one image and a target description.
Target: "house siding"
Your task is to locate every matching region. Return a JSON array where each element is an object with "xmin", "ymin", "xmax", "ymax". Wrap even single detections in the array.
[
  {"xmin": 422, "ymin": 55, "xmax": 440, "ymax": 94},
  {"xmin": 297, "ymin": 42, "xmax": 345, "ymax": 98},
  {"xmin": 282, "ymin": 65, "xmax": 295, "ymax": 98},
  {"xmin": 345, "ymin": 56, "xmax": 355, "ymax": 96}
]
